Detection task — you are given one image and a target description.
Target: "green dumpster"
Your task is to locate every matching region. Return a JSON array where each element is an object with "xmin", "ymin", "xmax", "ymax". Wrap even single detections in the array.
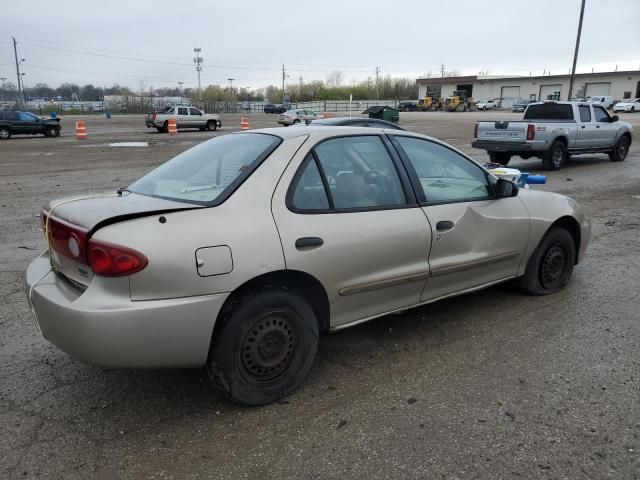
[{"xmin": 362, "ymin": 105, "xmax": 400, "ymax": 123}]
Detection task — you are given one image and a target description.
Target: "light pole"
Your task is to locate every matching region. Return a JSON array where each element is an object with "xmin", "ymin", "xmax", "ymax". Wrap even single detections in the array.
[
  {"xmin": 193, "ymin": 48, "xmax": 203, "ymax": 92},
  {"xmin": 0, "ymin": 77, "xmax": 6, "ymax": 102},
  {"xmin": 227, "ymin": 78, "xmax": 235, "ymax": 95},
  {"xmin": 567, "ymin": 0, "xmax": 586, "ymax": 101}
]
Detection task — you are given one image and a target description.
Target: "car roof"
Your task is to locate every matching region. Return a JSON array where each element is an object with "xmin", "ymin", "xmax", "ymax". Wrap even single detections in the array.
[{"xmin": 235, "ymin": 125, "xmax": 433, "ymax": 142}]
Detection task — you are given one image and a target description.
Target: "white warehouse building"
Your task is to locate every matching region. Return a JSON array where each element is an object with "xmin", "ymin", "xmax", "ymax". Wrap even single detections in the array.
[{"xmin": 416, "ymin": 70, "xmax": 640, "ymax": 108}]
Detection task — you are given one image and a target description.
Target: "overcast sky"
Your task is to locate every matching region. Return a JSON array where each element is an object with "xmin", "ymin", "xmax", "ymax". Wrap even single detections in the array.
[{"xmin": 1, "ymin": 0, "xmax": 638, "ymax": 91}]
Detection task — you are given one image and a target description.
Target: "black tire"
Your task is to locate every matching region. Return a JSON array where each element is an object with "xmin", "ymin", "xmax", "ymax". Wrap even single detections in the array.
[
  {"xmin": 207, "ymin": 286, "xmax": 319, "ymax": 406},
  {"xmin": 44, "ymin": 126, "xmax": 59, "ymax": 138},
  {"xmin": 155, "ymin": 127, "xmax": 163, "ymax": 133},
  {"xmin": 293, "ymin": 119, "xmax": 300, "ymax": 124},
  {"xmin": 609, "ymin": 135, "xmax": 630, "ymax": 162},
  {"xmin": 488, "ymin": 152, "xmax": 512, "ymax": 165},
  {"xmin": 206, "ymin": 120, "xmax": 217, "ymax": 131},
  {"xmin": 162, "ymin": 122, "xmax": 169, "ymax": 133},
  {"xmin": 542, "ymin": 141, "xmax": 566, "ymax": 170},
  {"xmin": 0, "ymin": 127, "xmax": 11, "ymax": 140},
  {"xmin": 516, "ymin": 226, "xmax": 575, "ymax": 295}
]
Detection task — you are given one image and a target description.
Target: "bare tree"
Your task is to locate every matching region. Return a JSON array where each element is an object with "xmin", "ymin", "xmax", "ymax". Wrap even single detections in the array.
[{"xmin": 326, "ymin": 71, "xmax": 344, "ymax": 87}]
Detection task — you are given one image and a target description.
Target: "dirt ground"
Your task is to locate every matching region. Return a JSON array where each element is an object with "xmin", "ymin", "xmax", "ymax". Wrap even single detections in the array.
[{"xmin": 1, "ymin": 111, "xmax": 639, "ymax": 479}]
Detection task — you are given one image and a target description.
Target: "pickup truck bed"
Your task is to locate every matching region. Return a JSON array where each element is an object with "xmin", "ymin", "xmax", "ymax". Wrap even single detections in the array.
[{"xmin": 472, "ymin": 101, "xmax": 633, "ymax": 170}]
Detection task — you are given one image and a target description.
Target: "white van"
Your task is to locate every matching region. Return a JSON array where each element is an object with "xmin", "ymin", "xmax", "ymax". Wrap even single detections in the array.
[{"xmin": 587, "ymin": 96, "xmax": 613, "ymax": 109}]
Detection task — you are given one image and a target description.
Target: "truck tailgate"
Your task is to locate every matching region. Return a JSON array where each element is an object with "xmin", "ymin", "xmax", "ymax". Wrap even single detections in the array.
[{"xmin": 477, "ymin": 121, "xmax": 529, "ymax": 142}]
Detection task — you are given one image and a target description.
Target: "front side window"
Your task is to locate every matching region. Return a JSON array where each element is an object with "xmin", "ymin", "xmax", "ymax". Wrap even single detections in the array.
[
  {"xmin": 593, "ymin": 106, "xmax": 610, "ymax": 122},
  {"xmin": 313, "ymin": 136, "xmax": 406, "ymax": 209},
  {"xmin": 129, "ymin": 133, "xmax": 281, "ymax": 205},
  {"xmin": 189, "ymin": 108, "xmax": 202, "ymax": 116},
  {"xmin": 20, "ymin": 112, "xmax": 39, "ymax": 122},
  {"xmin": 579, "ymin": 105, "xmax": 592, "ymax": 122},
  {"xmin": 395, "ymin": 136, "xmax": 492, "ymax": 204},
  {"xmin": 178, "ymin": 107, "xmax": 188, "ymax": 115}
]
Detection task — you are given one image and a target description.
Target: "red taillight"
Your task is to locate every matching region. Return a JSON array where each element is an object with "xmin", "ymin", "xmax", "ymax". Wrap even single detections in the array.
[
  {"xmin": 473, "ymin": 123, "xmax": 479, "ymax": 139},
  {"xmin": 41, "ymin": 210, "xmax": 89, "ymax": 262},
  {"xmin": 527, "ymin": 124, "xmax": 536, "ymax": 141},
  {"xmin": 88, "ymin": 239, "xmax": 148, "ymax": 276}
]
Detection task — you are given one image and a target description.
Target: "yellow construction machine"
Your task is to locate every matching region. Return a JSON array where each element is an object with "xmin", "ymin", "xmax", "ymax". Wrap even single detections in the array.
[{"xmin": 444, "ymin": 90, "xmax": 475, "ymax": 112}]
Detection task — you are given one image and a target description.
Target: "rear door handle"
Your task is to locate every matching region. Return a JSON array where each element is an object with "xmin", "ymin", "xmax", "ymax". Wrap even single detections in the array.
[
  {"xmin": 295, "ymin": 237, "xmax": 324, "ymax": 249},
  {"xmin": 581, "ymin": 125, "xmax": 585, "ymax": 129},
  {"xmin": 436, "ymin": 221, "xmax": 455, "ymax": 232}
]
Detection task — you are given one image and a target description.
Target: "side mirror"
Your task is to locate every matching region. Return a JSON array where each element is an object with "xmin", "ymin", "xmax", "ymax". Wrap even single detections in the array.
[
  {"xmin": 611, "ymin": 115, "xmax": 619, "ymax": 122},
  {"xmin": 495, "ymin": 178, "xmax": 518, "ymax": 198}
]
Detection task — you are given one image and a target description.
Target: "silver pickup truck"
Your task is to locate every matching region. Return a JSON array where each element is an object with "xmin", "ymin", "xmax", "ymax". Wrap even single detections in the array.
[
  {"xmin": 145, "ymin": 105, "xmax": 221, "ymax": 133},
  {"xmin": 472, "ymin": 101, "xmax": 633, "ymax": 170}
]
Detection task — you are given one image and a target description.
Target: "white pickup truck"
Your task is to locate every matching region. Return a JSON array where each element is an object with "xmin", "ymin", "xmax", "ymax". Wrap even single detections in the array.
[
  {"xmin": 472, "ymin": 101, "xmax": 633, "ymax": 170},
  {"xmin": 145, "ymin": 106, "xmax": 222, "ymax": 133}
]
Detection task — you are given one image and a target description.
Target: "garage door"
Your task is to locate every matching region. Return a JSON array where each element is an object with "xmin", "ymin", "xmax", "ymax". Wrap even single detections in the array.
[
  {"xmin": 585, "ymin": 82, "xmax": 611, "ymax": 97},
  {"xmin": 539, "ymin": 84, "xmax": 562, "ymax": 101},
  {"xmin": 500, "ymin": 86, "xmax": 520, "ymax": 108}
]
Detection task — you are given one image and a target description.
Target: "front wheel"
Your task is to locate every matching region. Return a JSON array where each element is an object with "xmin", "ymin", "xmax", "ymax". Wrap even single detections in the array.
[
  {"xmin": 0, "ymin": 127, "xmax": 11, "ymax": 140},
  {"xmin": 542, "ymin": 141, "xmax": 566, "ymax": 170},
  {"xmin": 44, "ymin": 126, "xmax": 59, "ymax": 137},
  {"xmin": 516, "ymin": 226, "xmax": 576, "ymax": 295},
  {"xmin": 488, "ymin": 152, "xmax": 511, "ymax": 166},
  {"xmin": 207, "ymin": 286, "xmax": 319, "ymax": 406},
  {"xmin": 206, "ymin": 120, "xmax": 217, "ymax": 131},
  {"xmin": 609, "ymin": 135, "xmax": 629, "ymax": 162}
]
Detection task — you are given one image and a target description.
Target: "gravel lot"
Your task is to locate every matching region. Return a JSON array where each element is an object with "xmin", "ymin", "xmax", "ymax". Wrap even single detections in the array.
[{"xmin": 1, "ymin": 111, "xmax": 639, "ymax": 479}]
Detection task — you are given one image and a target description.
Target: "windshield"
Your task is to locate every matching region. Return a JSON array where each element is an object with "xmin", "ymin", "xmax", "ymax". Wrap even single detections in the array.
[{"xmin": 129, "ymin": 133, "xmax": 281, "ymax": 205}]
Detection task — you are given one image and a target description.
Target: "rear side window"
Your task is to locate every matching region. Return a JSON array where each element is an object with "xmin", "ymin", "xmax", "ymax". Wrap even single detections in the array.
[
  {"xmin": 178, "ymin": 107, "xmax": 188, "ymax": 115},
  {"xmin": 579, "ymin": 105, "xmax": 592, "ymax": 122},
  {"xmin": 290, "ymin": 155, "xmax": 331, "ymax": 211},
  {"xmin": 129, "ymin": 133, "xmax": 281, "ymax": 205},
  {"xmin": 593, "ymin": 106, "xmax": 610, "ymax": 122},
  {"xmin": 524, "ymin": 104, "xmax": 574, "ymax": 121}
]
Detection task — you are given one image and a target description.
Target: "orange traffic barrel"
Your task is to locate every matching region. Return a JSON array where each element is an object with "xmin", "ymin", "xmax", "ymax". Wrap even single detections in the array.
[
  {"xmin": 323, "ymin": 112, "xmax": 330, "ymax": 119},
  {"xmin": 241, "ymin": 118, "xmax": 249, "ymax": 130},
  {"xmin": 75, "ymin": 121, "xmax": 87, "ymax": 140},
  {"xmin": 167, "ymin": 118, "xmax": 177, "ymax": 135}
]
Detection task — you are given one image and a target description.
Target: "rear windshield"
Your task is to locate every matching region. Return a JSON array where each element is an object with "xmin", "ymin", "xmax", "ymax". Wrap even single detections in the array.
[
  {"xmin": 524, "ymin": 104, "xmax": 574, "ymax": 121},
  {"xmin": 129, "ymin": 133, "xmax": 281, "ymax": 205}
]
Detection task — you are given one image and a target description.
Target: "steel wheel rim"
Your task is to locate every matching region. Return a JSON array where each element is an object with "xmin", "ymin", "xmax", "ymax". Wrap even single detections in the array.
[
  {"xmin": 540, "ymin": 244, "xmax": 568, "ymax": 288},
  {"xmin": 238, "ymin": 312, "xmax": 298, "ymax": 384},
  {"xmin": 552, "ymin": 146, "xmax": 564, "ymax": 167},
  {"xmin": 0, "ymin": 129, "xmax": 8, "ymax": 139}
]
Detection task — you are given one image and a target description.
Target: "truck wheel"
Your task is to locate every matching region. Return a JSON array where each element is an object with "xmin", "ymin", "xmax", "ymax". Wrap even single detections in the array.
[
  {"xmin": 293, "ymin": 119, "xmax": 300, "ymax": 124},
  {"xmin": 44, "ymin": 126, "xmax": 59, "ymax": 138},
  {"xmin": 206, "ymin": 120, "xmax": 217, "ymax": 131},
  {"xmin": 0, "ymin": 127, "xmax": 11, "ymax": 140},
  {"xmin": 542, "ymin": 141, "xmax": 566, "ymax": 170},
  {"xmin": 207, "ymin": 286, "xmax": 319, "ymax": 406},
  {"xmin": 488, "ymin": 152, "xmax": 511, "ymax": 166},
  {"xmin": 162, "ymin": 122, "xmax": 169, "ymax": 133},
  {"xmin": 609, "ymin": 135, "xmax": 629, "ymax": 162},
  {"xmin": 515, "ymin": 226, "xmax": 575, "ymax": 295},
  {"xmin": 155, "ymin": 127, "xmax": 163, "ymax": 133}
]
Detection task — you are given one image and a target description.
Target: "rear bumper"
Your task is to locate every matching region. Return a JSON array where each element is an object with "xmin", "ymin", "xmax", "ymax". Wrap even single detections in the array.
[
  {"xmin": 26, "ymin": 254, "xmax": 228, "ymax": 368},
  {"xmin": 472, "ymin": 140, "xmax": 534, "ymax": 153}
]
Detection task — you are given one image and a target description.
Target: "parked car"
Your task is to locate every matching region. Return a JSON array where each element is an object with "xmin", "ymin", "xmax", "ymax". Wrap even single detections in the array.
[
  {"xmin": 263, "ymin": 104, "xmax": 287, "ymax": 114},
  {"xmin": 91, "ymin": 104, "xmax": 104, "ymax": 113},
  {"xmin": 512, "ymin": 99, "xmax": 535, "ymax": 112},
  {"xmin": 277, "ymin": 109, "xmax": 318, "ymax": 125},
  {"xmin": 586, "ymin": 96, "xmax": 614, "ymax": 109},
  {"xmin": 476, "ymin": 100, "xmax": 498, "ymax": 111},
  {"xmin": 0, "ymin": 111, "xmax": 61, "ymax": 139},
  {"xmin": 308, "ymin": 117, "xmax": 405, "ymax": 130},
  {"xmin": 145, "ymin": 106, "xmax": 221, "ymax": 132},
  {"xmin": 398, "ymin": 101, "xmax": 418, "ymax": 112},
  {"xmin": 473, "ymin": 101, "xmax": 633, "ymax": 169},
  {"xmin": 612, "ymin": 98, "xmax": 640, "ymax": 113},
  {"xmin": 27, "ymin": 126, "xmax": 590, "ymax": 405}
]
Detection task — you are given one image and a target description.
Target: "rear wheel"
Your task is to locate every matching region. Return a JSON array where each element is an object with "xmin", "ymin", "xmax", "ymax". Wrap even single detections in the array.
[
  {"xmin": 542, "ymin": 141, "xmax": 566, "ymax": 170},
  {"xmin": 488, "ymin": 152, "xmax": 512, "ymax": 165},
  {"xmin": 0, "ymin": 127, "xmax": 11, "ymax": 140},
  {"xmin": 206, "ymin": 120, "xmax": 217, "ymax": 131},
  {"xmin": 293, "ymin": 119, "xmax": 300, "ymax": 124},
  {"xmin": 162, "ymin": 122, "xmax": 169, "ymax": 133},
  {"xmin": 609, "ymin": 135, "xmax": 629, "ymax": 162},
  {"xmin": 516, "ymin": 226, "xmax": 575, "ymax": 295},
  {"xmin": 207, "ymin": 286, "xmax": 319, "ymax": 406}
]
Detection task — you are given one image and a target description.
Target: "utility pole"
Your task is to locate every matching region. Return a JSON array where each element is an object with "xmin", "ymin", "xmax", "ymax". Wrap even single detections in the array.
[
  {"xmin": 0, "ymin": 77, "xmax": 6, "ymax": 102},
  {"xmin": 227, "ymin": 78, "xmax": 235, "ymax": 95},
  {"xmin": 13, "ymin": 37, "xmax": 24, "ymax": 106},
  {"xmin": 375, "ymin": 66, "xmax": 380, "ymax": 100},
  {"xmin": 193, "ymin": 47, "xmax": 203, "ymax": 91},
  {"xmin": 440, "ymin": 64, "xmax": 446, "ymax": 78},
  {"xmin": 282, "ymin": 64, "xmax": 286, "ymax": 96},
  {"xmin": 567, "ymin": 0, "xmax": 585, "ymax": 101}
]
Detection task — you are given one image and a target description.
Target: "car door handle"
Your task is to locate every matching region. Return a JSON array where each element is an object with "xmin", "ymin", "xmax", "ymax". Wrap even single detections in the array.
[
  {"xmin": 295, "ymin": 237, "xmax": 324, "ymax": 249},
  {"xmin": 581, "ymin": 125, "xmax": 585, "ymax": 129},
  {"xmin": 436, "ymin": 221, "xmax": 455, "ymax": 232}
]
